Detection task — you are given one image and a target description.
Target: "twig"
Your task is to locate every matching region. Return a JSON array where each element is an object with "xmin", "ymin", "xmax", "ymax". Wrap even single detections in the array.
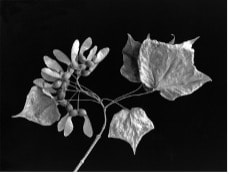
[
  {"xmin": 74, "ymin": 104, "xmax": 107, "ymax": 171},
  {"xmin": 102, "ymin": 98, "xmax": 127, "ymax": 110}
]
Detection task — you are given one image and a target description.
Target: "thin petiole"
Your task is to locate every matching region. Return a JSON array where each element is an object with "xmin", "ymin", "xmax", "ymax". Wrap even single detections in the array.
[
  {"xmin": 115, "ymin": 84, "xmax": 142, "ymax": 102},
  {"xmin": 69, "ymin": 91, "xmax": 78, "ymax": 101},
  {"xmin": 116, "ymin": 91, "xmax": 152, "ymax": 104},
  {"xmin": 66, "ymin": 89, "xmax": 78, "ymax": 92},
  {"xmin": 68, "ymin": 98, "xmax": 100, "ymax": 105},
  {"xmin": 77, "ymin": 92, "xmax": 80, "ymax": 110},
  {"xmin": 105, "ymin": 84, "xmax": 143, "ymax": 109},
  {"xmin": 102, "ymin": 98, "xmax": 128, "ymax": 110}
]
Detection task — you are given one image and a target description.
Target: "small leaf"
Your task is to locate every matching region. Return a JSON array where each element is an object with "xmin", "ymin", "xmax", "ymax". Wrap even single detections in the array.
[
  {"xmin": 57, "ymin": 114, "xmax": 69, "ymax": 132},
  {"xmin": 108, "ymin": 108, "xmax": 154, "ymax": 155},
  {"xmin": 12, "ymin": 86, "xmax": 60, "ymax": 126},
  {"xmin": 53, "ymin": 49, "xmax": 71, "ymax": 66},
  {"xmin": 120, "ymin": 34, "xmax": 141, "ymax": 83},
  {"xmin": 71, "ymin": 39, "xmax": 80, "ymax": 68},
  {"xmin": 41, "ymin": 68, "xmax": 62, "ymax": 79},
  {"xmin": 83, "ymin": 116, "xmax": 93, "ymax": 138},
  {"xmin": 64, "ymin": 116, "xmax": 73, "ymax": 137},
  {"xmin": 93, "ymin": 47, "xmax": 110, "ymax": 64},
  {"xmin": 43, "ymin": 55, "xmax": 64, "ymax": 73}
]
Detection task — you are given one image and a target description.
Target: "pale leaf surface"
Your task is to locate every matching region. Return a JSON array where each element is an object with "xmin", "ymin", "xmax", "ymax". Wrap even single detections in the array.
[
  {"xmin": 120, "ymin": 34, "xmax": 141, "ymax": 83},
  {"xmin": 12, "ymin": 86, "xmax": 60, "ymax": 126},
  {"xmin": 138, "ymin": 36, "xmax": 212, "ymax": 100},
  {"xmin": 108, "ymin": 107, "xmax": 154, "ymax": 154}
]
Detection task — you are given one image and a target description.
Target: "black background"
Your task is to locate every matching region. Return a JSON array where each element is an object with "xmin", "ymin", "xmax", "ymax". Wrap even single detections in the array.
[{"xmin": 0, "ymin": 0, "xmax": 226, "ymax": 172}]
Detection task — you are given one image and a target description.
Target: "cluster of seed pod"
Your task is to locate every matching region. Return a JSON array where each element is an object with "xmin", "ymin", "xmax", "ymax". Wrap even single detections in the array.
[
  {"xmin": 31, "ymin": 37, "xmax": 107, "ymax": 137},
  {"xmin": 71, "ymin": 37, "xmax": 110, "ymax": 77},
  {"xmin": 57, "ymin": 107, "xmax": 93, "ymax": 138}
]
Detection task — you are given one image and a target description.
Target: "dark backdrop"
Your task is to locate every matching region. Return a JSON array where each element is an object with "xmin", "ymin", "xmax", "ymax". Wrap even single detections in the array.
[{"xmin": 0, "ymin": 0, "xmax": 226, "ymax": 172}]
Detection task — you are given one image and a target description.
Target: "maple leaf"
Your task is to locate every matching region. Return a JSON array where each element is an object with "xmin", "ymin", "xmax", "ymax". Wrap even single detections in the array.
[
  {"xmin": 120, "ymin": 34, "xmax": 141, "ymax": 83},
  {"xmin": 12, "ymin": 86, "xmax": 60, "ymax": 126},
  {"xmin": 138, "ymin": 36, "xmax": 212, "ymax": 100},
  {"xmin": 108, "ymin": 107, "xmax": 154, "ymax": 155}
]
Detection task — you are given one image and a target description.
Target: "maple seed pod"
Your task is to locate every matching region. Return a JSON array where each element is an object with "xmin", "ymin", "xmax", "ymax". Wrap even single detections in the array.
[
  {"xmin": 78, "ymin": 64, "xmax": 87, "ymax": 71},
  {"xmin": 81, "ymin": 70, "xmax": 91, "ymax": 77},
  {"xmin": 66, "ymin": 103, "xmax": 73, "ymax": 112},
  {"xmin": 70, "ymin": 109, "xmax": 78, "ymax": 117},
  {"xmin": 89, "ymin": 64, "xmax": 97, "ymax": 72},
  {"xmin": 63, "ymin": 71, "xmax": 72, "ymax": 81},
  {"xmin": 87, "ymin": 45, "xmax": 98, "ymax": 61},
  {"xmin": 53, "ymin": 80, "xmax": 62, "ymax": 89},
  {"xmin": 78, "ymin": 108, "xmax": 87, "ymax": 117},
  {"xmin": 78, "ymin": 54, "xmax": 87, "ymax": 64},
  {"xmin": 93, "ymin": 47, "xmax": 110, "ymax": 64},
  {"xmin": 85, "ymin": 60, "xmax": 95, "ymax": 68},
  {"xmin": 71, "ymin": 39, "xmax": 80, "ymax": 69},
  {"xmin": 80, "ymin": 37, "xmax": 93, "ymax": 55}
]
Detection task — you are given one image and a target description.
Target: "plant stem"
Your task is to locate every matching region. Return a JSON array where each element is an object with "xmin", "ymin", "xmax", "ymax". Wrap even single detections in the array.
[
  {"xmin": 74, "ymin": 104, "xmax": 107, "ymax": 172},
  {"xmin": 102, "ymin": 98, "xmax": 127, "ymax": 110}
]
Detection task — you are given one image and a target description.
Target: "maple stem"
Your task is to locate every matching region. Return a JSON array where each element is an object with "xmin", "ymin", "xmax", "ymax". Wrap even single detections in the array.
[
  {"xmin": 102, "ymin": 98, "xmax": 128, "ymax": 110},
  {"xmin": 116, "ymin": 91, "xmax": 152, "ymax": 104},
  {"xmin": 74, "ymin": 105, "xmax": 107, "ymax": 172},
  {"xmin": 105, "ymin": 85, "xmax": 143, "ymax": 109}
]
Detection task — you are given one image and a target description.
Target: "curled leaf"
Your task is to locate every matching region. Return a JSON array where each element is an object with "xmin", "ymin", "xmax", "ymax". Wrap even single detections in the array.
[
  {"xmin": 83, "ymin": 116, "xmax": 93, "ymax": 138},
  {"xmin": 43, "ymin": 55, "xmax": 63, "ymax": 73},
  {"xmin": 53, "ymin": 49, "xmax": 71, "ymax": 66},
  {"xmin": 12, "ymin": 86, "xmax": 60, "ymax": 126},
  {"xmin": 108, "ymin": 107, "xmax": 154, "ymax": 154},
  {"xmin": 120, "ymin": 34, "xmax": 141, "ymax": 83},
  {"xmin": 93, "ymin": 47, "xmax": 110, "ymax": 64},
  {"xmin": 41, "ymin": 68, "xmax": 62, "ymax": 79},
  {"xmin": 138, "ymin": 35, "xmax": 212, "ymax": 100},
  {"xmin": 64, "ymin": 116, "xmax": 74, "ymax": 137},
  {"xmin": 169, "ymin": 34, "xmax": 175, "ymax": 44}
]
